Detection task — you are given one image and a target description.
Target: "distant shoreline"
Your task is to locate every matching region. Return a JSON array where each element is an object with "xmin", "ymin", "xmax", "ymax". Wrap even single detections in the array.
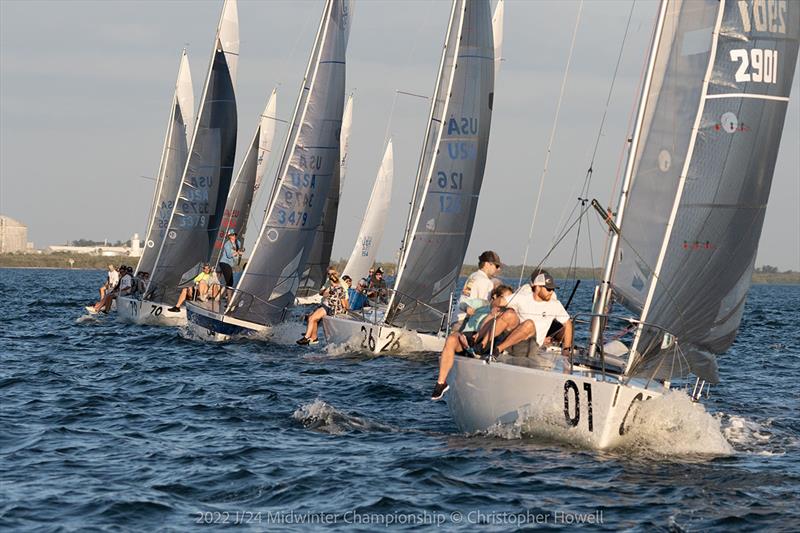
[{"xmin": 2, "ymin": 254, "xmax": 798, "ymax": 284}]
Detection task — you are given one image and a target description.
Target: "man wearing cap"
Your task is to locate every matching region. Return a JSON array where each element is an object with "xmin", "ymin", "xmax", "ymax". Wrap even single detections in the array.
[
  {"xmin": 479, "ymin": 270, "xmax": 573, "ymax": 360},
  {"xmin": 168, "ymin": 263, "xmax": 214, "ymax": 312},
  {"xmin": 219, "ymin": 229, "xmax": 243, "ymax": 291},
  {"xmin": 367, "ymin": 267, "xmax": 388, "ymax": 303},
  {"xmin": 456, "ymin": 251, "xmax": 503, "ymax": 325}
]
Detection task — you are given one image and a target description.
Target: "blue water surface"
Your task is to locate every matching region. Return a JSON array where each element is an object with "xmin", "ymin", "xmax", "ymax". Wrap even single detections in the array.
[{"xmin": 1, "ymin": 268, "xmax": 798, "ymax": 531}]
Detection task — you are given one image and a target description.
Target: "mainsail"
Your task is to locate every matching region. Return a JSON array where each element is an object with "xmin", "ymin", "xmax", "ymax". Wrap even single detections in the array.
[
  {"xmin": 146, "ymin": 0, "xmax": 239, "ymax": 306},
  {"xmin": 341, "ymin": 140, "xmax": 394, "ymax": 282},
  {"xmin": 296, "ymin": 92, "xmax": 354, "ymax": 296},
  {"xmin": 611, "ymin": 0, "xmax": 799, "ymax": 382},
  {"xmin": 135, "ymin": 50, "xmax": 194, "ymax": 277},
  {"xmin": 210, "ymin": 89, "xmax": 278, "ymax": 265},
  {"xmin": 227, "ymin": 0, "xmax": 351, "ymax": 325},
  {"xmin": 385, "ymin": 0, "xmax": 495, "ymax": 333}
]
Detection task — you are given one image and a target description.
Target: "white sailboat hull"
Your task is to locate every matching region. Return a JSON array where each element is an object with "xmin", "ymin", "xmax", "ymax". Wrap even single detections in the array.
[
  {"xmin": 184, "ymin": 300, "xmax": 270, "ymax": 342},
  {"xmin": 447, "ymin": 356, "xmax": 665, "ymax": 450},
  {"xmin": 321, "ymin": 314, "xmax": 445, "ymax": 354},
  {"xmin": 117, "ymin": 296, "xmax": 186, "ymax": 326}
]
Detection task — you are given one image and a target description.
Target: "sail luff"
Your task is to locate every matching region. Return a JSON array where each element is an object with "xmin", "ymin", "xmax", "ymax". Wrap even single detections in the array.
[
  {"xmin": 625, "ymin": 1, "xmax": 726, "ymax": 376},
  {"xmin": 388, "ymin": 0, "xmax": 464, "ymax": 313},
  {"xmin": 492, "ymin": 0, "xmax": 504, "ymax": 77},
  {"xmin": 587, "ymin": 0, "xmax": 669, "ymax": 357}
]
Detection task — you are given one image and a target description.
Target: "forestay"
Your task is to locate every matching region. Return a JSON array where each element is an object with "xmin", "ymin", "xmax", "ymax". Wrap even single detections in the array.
[
  {"xmin": 136, "ymin": 50, "xmax": 194, "ymax": 277},
  {"xmin": 146, "ymin": 0, "xmax": 239, "ymax": 306},
  {"xmin": 296, "ymin": 92, "xmax": 354, "ymax": 297},
  {"xmin": 341, "ymin": 140, "xmax": 394, "ymax": 282},
  {"xmin": 612, "ymin": 0, "xmax": 799, "ymax": 382},
  {"xmin": 210, "ymin": 89, "xmax": 277, "ymax": 265},
  {"xmin": 386, "ymin": 0, "xmax": 495, "ymax": 333},
  {"xmin": 228, "ymin": 0, "xmax": 351, "ymax": 325}
]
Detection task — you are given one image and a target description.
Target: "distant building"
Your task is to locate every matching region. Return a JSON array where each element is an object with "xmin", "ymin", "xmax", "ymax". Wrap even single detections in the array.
[
  {"xmin": 0, "ymin": 215, "xmax": 28, "ymax": 253},
  {"xmin": 46, "ymin": 233, "xmax": 144, "ymax": 257}
]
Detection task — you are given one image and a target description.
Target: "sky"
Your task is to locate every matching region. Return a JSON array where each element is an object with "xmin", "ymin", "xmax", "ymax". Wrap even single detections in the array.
[{"xmin": 1, "ymin": 0, "xmax": 798, "ymax": 271}]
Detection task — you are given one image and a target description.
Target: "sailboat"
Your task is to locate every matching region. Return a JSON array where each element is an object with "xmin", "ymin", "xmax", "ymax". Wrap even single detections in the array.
[
  {"xmin": 185, "ymin": 0, "xmax": 351, "ymax": 341},
  {"xmin": 119, "ymin": 0, "xmax": 239, "ymax": 326},
  {"xmin": 322, "ymin": 0, "xmax": 496, "ymax": 353},
  {"xmin": 210, "ymin": 89, "xmax": 278, "ymax": 266},
  {"xmin": 340, "ymin": 139, "xmax": 394, "ymax": 283},
  {"xmin": 132, "ymin": 49, "xmax": 194, "ymax": 283},
  {"xmin": 446, "ymin": 0, "xmax": 799, "ymax": 449},
  {"xmin": 296, "ymin": 92, "xmax": 355, "ymax": 300}
]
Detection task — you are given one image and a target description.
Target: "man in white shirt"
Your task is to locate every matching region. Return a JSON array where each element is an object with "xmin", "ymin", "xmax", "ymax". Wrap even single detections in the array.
[
  {"xmin": 455, "ymin": 250, "xmax": 502, "ymax": 325},
  {"xmin": 482, "ymin": 270, "xmax": 573, "ymax": 358}
]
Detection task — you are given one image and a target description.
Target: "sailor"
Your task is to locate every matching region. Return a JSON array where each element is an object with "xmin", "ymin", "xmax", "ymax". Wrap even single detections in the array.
[
  {"xmin": 219, "ymin": 229, "xmax": 243, "ymax": 293},
  {"xmin": 480, "ymin": 270, "xmax": 573, "ymax": 364},
  {"xmin": 95, "ymin": 265, "xmax": 133, "ymax": 313},
  {"xmin": 297, "ymin": 270, "xmax": 349, "ymax": 345},
  {"xmin": 169, "ymin": 263, "xmax": 214, "ymax": 312},
  {"xmin": 99, "ymin": 264, "xmax": 119, "ymax": 300},
  {"xmin": 131, "ymin": 270, "xmax": 149, "ymax": 297},
  {"xmin": 347, "ymin": 278, "xmax": 369, "ymax": 312},
  {"xmin": 431, "ymin": 284, "xmax": 514, "ymax": 400},
  {"xmin": 455, "ymin": 250, "xmax": 502, "ymax": 326},
  {"xmin": 367, "ymin": 267, "xmax": 388, "ymax": 303}
]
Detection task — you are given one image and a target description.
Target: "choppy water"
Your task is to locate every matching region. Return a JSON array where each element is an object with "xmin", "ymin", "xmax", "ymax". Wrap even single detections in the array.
[{"xmin": 1, "ymin": 268, "xmax": 798, "ymax": 531}]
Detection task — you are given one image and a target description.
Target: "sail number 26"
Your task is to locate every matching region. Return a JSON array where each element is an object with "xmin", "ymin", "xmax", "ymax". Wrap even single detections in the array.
[{"xmin": 730, "ymin": 48, "xmax": 779, "ymax": 83}]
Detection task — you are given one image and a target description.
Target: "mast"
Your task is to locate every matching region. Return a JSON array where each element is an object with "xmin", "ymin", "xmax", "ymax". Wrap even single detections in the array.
[
  {"xmin": 389, "ymin": 0, "xmax": 463, "ymax": 312},
  {"xmin": 395, "ymin": 0, "xmax": 460, "ymax": 276},
  {"xmin": 587, "ymin": 0, "xmax": 669, "ymax": 359}
]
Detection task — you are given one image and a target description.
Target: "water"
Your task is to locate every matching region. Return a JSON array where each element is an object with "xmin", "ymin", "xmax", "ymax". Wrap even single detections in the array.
[{"xmin": 1, "ymin": 268, "xmax": 798, "ymax": 531}]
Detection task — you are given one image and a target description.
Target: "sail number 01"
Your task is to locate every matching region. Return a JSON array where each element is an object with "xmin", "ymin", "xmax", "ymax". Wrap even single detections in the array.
[
  {"xmin": 563, "ymin": 380, "xmax": 593, "ymax": 432},
  {"xmin": 730, "ymin": 48, "xmax": 779, "ymax": 84}
]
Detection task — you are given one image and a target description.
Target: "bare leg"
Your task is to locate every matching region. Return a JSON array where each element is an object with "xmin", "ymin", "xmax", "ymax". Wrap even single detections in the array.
[
  {"xmin": 174, "ymin": 288, "xmax": 190, "ymax": 309},
  {"xmin": 476, "ymin": 309, "xmax": 519, "ymax": 350},
  {"xmin": 198, "ymin": 281, "xmax": 209, "ymax": 300},
  {"xmin": 436, "ymin": 333, "xmax": 462, "ymax": 384},
  {"xmin": 304, "ymin": 307, "xmax": 327, "ymax": 340},
  {"xmin": 496, "ymin": 320, "xmax": 536, "ymax": 353}
]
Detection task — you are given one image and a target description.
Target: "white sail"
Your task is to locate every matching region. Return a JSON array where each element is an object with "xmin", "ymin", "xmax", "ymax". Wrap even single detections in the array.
[
  {"xmin": 492, "ymin": 0, "xmax": 504, "ymax": 77},
  {"xmin": 339, "ymin": 93, "xmax": 354, "ymax": 193},
  {"xmin": 135, "ymin": 50, "xmax": 194, "ymax": 277},
  {"xmin": 146, "ymin": 0, "xmax": 239, "ymax": 306},
  {"xmin": 342, "ymin": 139, "xmax": 394, "ymax": 282},
  {"xmin": 210, "ymin": 89, "xmax": 278, "ymax": 265}
]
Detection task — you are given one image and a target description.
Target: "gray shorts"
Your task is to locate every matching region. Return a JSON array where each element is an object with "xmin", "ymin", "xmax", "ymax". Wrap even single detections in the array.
[{"xmin": 507, "ymin": 338, "xmax": 557, "ymax": 370}]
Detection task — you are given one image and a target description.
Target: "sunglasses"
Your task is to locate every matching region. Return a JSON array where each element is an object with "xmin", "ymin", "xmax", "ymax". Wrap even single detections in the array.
[{"xmin": 493, "ymin": 263, "xmax": 502, "ymax": 268}]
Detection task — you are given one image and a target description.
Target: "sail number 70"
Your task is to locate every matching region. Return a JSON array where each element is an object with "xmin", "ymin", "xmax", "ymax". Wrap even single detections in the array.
[{"xmin": 730, "ymin": 48, "xmax": 779, "ymax": 83}]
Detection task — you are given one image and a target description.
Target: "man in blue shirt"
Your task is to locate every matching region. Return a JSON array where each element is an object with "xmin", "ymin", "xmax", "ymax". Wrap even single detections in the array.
[
  {"xmin": 219, "ymin": 229, "xmax": 242, "ymax": 292},
  {"xmin": 345, "ymin": 276, "xmax": 369, "ymax": 311}
]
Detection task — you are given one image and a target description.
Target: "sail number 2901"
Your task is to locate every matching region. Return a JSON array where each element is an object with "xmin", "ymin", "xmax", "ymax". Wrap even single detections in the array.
[
  {"xmin": 563, "ymin": 380, "xmax": 593, "ymax": 432},
  {"xmin": 730, "ymin": 48, "xmax": 779, "ymax": 84}
]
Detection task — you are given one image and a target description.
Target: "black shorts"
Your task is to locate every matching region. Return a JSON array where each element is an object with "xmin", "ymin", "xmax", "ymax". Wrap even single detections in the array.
[
  {"xmin": 316, "ymin": 304, "xmax": 334, "ymax": 317},
  {"xmin": 219, "ymin": 263, "xmax": 234, "ymax": 287}
]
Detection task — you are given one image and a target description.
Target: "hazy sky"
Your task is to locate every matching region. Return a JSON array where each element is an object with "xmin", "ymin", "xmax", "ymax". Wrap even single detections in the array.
[{"xmin": 1, "ymin": 0, "xmax": 798, "ymax": 270}]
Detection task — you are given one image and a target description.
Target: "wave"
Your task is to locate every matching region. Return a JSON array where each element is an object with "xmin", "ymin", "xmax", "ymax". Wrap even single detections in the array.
[{"xmin": 292, "ymin": 399, "xmax": 393, "ymax": 435}]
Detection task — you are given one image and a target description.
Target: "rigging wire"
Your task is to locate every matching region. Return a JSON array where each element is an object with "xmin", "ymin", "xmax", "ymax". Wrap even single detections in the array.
[
  {"xmin": 518, "ymin": 0, "xmax": 584, "ymax": 288},
  {"xmin": 551, "ymin": 0, "xmax": 638, "ymax": 248}
]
